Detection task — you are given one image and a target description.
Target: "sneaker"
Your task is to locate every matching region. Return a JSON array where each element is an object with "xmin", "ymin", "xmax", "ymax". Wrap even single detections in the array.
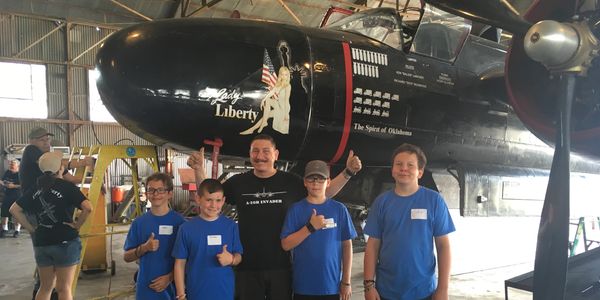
[
  {"xmin": 12, "ymin": 231, "xmax": 19, "ymax": 238},
  {"xmin": 0, "ymin": 230, "xmax": 6, "ymax": 238}
]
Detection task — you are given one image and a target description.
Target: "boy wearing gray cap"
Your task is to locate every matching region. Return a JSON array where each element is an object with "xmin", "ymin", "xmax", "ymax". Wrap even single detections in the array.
[{"xmin": 280, "ymin": 160, "xmax": 357, "ymax": 300}]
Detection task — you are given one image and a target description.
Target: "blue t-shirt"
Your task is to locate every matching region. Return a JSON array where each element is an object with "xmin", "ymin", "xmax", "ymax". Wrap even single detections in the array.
[
  {"xmin": 124, "ymin": 210, "xmax": 185, "ymax": 300},
  {"xmin": 281, "ymin": 198, "xmax": 357, "ymax": 295},
  {"xmin": 171, "ymin": 215, "xmax": 243, "ymax": 300},
  {"xmin": 364, "ymin": 187, "xmax": 455, "ymax": 300}
]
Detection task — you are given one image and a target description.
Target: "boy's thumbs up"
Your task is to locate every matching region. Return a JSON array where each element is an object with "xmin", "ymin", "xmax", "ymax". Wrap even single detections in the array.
[
  {"xmin": 217, "ymin": 244, "xmax": 233, "ymax": 266},
  {"xmin": 143, "ymin": 232, "xmax": 159, "ymax": 252},
  {"xmin": 309, "ymin": 208, "xmax": 326, "ymax": 231}
]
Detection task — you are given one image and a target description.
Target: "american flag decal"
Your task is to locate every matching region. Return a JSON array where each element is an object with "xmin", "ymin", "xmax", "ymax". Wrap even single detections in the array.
[{"xmin": 261, "ymin": 49, "xmax": 278, "ymax": 89}]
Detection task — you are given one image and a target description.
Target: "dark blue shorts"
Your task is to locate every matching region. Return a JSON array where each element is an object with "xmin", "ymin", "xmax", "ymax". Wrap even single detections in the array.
[{"xmin": 33, "ymin": 238, "xmax": 81, "ymax": 267}]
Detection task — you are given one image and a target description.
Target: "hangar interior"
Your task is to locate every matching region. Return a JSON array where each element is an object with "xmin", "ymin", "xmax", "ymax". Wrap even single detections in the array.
[{"xmin": 1, "ymin": 0, "xmax": 600, "ymax": 299}]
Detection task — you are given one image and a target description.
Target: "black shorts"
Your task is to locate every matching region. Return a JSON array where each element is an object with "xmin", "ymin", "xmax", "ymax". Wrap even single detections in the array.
[
  {"xmin": 0, "ymin": 195, "xmax": 18, "ymax": 218},
  {"xmin": 236, "ymin": 269, "xmax": 292, "ymax": 300}
]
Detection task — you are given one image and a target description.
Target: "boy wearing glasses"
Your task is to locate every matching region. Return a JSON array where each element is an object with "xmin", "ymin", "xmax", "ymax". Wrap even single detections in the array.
[
  {"xmin": 280, "ymin": 160, "xmax": 357, "ymax": 300},
  {"xmin": 172, "ymin": 179, "xmax": 243, "ymax": 300},
  {"xmin": 123, "ymin": 172, "xmax": 185, "ymax": 299}
]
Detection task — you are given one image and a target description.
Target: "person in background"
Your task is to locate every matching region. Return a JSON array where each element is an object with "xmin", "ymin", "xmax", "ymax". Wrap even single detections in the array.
[
  {"xmin": 363, "ymin": 144, "xmax": 455, "ymax": 300},
  {"xmin": 20, "ymin": 127, "xmax": 94, "ymax": 194},
  {"xmin": 19, "ymin": 127, "xmax": 94, "ymax": 300},
  {"xmin": 1, "ymin": 159, "xmax": 22, "ymax": 237},
  {"xmin": 123, "ymin": 172, "xmax": 185, "ymax": 300},
  {"xmin": 10, "ymin": 151, "xmax": 93, "ymax": 300},
  {"xmin": 281, "ymin": 160, "xmax": 357, "ymax": 300},
  {"xmin": 172, "ymin": 179, "xmax": 242, "ymax": 300},
  {"xmin": 187, "ymin": 134, "xmax": 362, "ymax": 300}
]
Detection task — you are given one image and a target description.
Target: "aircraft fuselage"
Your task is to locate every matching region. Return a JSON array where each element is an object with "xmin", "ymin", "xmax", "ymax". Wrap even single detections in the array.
[{"xmin": 95, "ymin": 16, "xmax": 597, "ymax": 174}]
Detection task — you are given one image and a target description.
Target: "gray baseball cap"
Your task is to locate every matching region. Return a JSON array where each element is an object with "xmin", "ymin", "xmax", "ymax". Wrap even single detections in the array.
[
  {"xmin": 28, "ymin": 127, "xmax": 54, "ymax": 139},
  {"xmin": 304, "ymin": 160, "xmax": 330, "ymax": 178}
]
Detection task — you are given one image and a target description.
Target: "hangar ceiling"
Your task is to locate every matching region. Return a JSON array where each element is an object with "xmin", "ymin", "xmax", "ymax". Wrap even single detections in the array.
[{"xmin": 1, "ymin": 0, "xmax": 535, "ymax": 29}]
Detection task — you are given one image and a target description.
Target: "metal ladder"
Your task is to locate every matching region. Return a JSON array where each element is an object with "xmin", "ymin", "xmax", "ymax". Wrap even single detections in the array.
[{"xmin": 69, "ymin": 145, "xmax": 159, "ymax": 297}]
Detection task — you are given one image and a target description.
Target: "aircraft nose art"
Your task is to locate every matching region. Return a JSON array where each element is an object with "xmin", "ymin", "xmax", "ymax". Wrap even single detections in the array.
[{"xmin": 95, "ymin": 18, "xmax": 312, "ymax": 158}]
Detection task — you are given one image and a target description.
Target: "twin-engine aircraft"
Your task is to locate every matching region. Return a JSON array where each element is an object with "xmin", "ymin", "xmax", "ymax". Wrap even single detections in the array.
[
  {"xmin": 95, "ymin": 1, "xmax": 599, "ymax": 201},
  {"xmin": 95, "ymin": 3, "xmax": 589, "ymax": 173}
]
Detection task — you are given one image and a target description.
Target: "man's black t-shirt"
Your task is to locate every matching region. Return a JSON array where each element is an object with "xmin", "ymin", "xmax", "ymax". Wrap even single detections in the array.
[
  {"xmin": 17, "ymin": 179, "xmax": 86, "ymax": 247},
  {"xmin": 224, "ymin": 170, "xmax": 305, "ymax": 271},
  {"xmin": 2, "ymin": 170, "xmax": 21, "ymax": 201},
  {"xmin": 19, "ymin": 145, "xmax": 43, "ymax": 194}
]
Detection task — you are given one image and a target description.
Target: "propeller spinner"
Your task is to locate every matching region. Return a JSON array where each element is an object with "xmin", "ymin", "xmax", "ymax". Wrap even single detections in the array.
[{"xmin": 525, "ymin": 19, "xmax": 600, "ymax": 74}]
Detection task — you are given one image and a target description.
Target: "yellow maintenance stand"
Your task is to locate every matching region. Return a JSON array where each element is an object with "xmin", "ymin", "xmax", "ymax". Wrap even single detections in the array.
[{"xmin": 69, "ymin": 145, "xmax": 159, "ymax": 297}]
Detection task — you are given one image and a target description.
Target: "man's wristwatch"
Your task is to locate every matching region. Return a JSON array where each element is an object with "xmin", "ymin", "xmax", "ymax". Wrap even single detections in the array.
[{"xmin": 306, "ymin": 221, "xmax": 316, "ymax": 233}]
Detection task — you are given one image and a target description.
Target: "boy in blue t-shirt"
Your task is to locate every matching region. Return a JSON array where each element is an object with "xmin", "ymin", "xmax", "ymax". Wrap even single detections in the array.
[
  {"xmin": 123, "ymin": 172, "xmax": 185, "ymax": 300},
  {"xmin": 172, "ymin": 179, "xmax": 242, "ymax": 300},
  {"xmin": 281, "ymin": 160, "xmax": 357, "ymax": 300},
  {"xmin": 363, "ymin": 144, "xmax": 455, "ymax": 300}
]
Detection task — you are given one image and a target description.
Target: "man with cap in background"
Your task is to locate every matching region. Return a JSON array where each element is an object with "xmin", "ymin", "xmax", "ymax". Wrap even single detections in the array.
[
  {"xmin": 20, "ymin": 127, "xmax": 94, "ymax": 194},
  {"xmin": 20, "ymin": 127, "xmax": 54, "ymax": 194}
]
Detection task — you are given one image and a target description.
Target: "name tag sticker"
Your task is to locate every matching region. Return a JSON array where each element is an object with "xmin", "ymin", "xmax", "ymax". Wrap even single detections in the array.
[
  {"xmin": 159, "ymin": 225, "xmax": 173, "ymax": 235},
  {"xmin": 411, "ymin": 209, "xmax": 427, "ymax": 220},
  {"xmin": 207, "ymin": 235, "xmax": 222, "ymax": 246},
  {"xmin": 324, "ymin": 218, "xmax": 337, "ymax": 229}
]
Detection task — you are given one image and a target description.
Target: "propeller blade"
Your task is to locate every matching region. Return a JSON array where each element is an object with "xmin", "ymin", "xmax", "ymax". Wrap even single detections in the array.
[
  {"xmin": 425, "ymin": 0, "xmax": 531, "ymax": 34},
  {"xmin": 532, "ymin": 74, "xmax": 575, "ymax": 300}
]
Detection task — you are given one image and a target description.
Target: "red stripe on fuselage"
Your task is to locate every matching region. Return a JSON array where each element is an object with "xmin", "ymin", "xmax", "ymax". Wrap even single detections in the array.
[{"xmin": 329, "ymin": 42, "xmax": 353, "ymax": 165}]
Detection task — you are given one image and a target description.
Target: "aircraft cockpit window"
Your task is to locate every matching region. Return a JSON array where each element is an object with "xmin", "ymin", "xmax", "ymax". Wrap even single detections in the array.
[
  {"xmin": 410, "ymin": 5, "xmax": 471, "ymax": 62},
  {"xmin": 327, "ymin": 11, "xmax": 403, "ymax": 50}
]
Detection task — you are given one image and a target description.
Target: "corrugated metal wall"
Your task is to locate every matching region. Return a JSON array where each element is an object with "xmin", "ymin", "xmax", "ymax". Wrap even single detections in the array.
[
  {"xmin": 0, "ymin": 14, "xmax": 66, "ymax": 62},
  {"xmin": 0, "ymin": 122, "xmax": 69, "ymax": 148},
  {"xmin": 0, "ymin": 13, "xmax": 117, "ymax": 64},
  {"xmin": 0, "ymin": 13, "xmax": 192, "ymax": 211},
  {"xmin": 47, "ymin": 64, "xmax": 68, "ymax": 119},
  {"xmin": 69, "ymin": 24, "xmax": 114, "ymax": 66},
  {"xmin": 71, "ymin": 67, "xmax": 90, "ymax": 120}
]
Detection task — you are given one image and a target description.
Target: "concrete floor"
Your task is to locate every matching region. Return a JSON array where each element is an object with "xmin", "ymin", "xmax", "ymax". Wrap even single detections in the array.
[{"xmin": 0, "ymin": 212, "xmax": 539, "ymax": 299}]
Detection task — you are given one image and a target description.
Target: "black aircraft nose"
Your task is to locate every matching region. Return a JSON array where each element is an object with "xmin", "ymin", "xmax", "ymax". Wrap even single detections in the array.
[{"xmin": 96, "ymin": 18, "xmax": 312, "ymax": 158}]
